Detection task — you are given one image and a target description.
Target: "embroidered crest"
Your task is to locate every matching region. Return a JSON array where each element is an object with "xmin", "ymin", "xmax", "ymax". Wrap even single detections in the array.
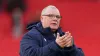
[{"xmin": 44, "ymin": 38, "xmax": 47, "ymax": 42}]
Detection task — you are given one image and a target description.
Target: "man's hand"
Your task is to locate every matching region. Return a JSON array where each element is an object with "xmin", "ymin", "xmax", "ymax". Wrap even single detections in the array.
[
  {"xmin": 55, "ymin": 31, "xmax": 73, "ymax": 48},
  {"xmin": 65, "ymin": 32, "xmax": 73, "ymax": 47}
]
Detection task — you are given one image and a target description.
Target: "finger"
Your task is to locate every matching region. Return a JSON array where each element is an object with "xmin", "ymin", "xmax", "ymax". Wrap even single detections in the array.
[
  {"xmin": 58, "ymin": 36, "xmax": 68, "ymax": 44},
  {"xmin": 57, "ymin": 33, "xmax": 60, "ymax": 39},
  {"xmin": 66, "ymin": 44, "xmax": 70, "ymax": 47},
  {"xmin": 60, "ymin": 41, "xmax": 67, "ymax": 46},
  {"xmin": 59, "ymin": 36, "xmax": 65, "ymax": 40},
  {"xmin": 65, "ymin": 31, "xmax": 69, "ymax": 35},
  {"xmin": 60, "ymin": 37, "xmax": 72, "ymax": 46},
  {"xmin": 66, "ymin": 32, "xmax": 71, "ymax": 39},
  {"xmin": 66, "ymin": 36, "xmax": 72, "ymax": 42},
  {"xmin": 60, "ymin": 36, "xmax": 67, "ymax": 42},
  {"xmin": 66, "ymin": 41, "xmax": 72, "ymax": 47},
  {"xmin": 61, "ymin": 34, "xmax": 72, "ymax": 43},
  {"xmin": 66, "ymin": 38, "xmax": 73, "ymax": 47},
  {"xmin": 62, "ymin": 34, "xmax": 67, "ymax": 38},
  {"xmin": 66, "ymin": 42, "xmax": 73, "ymax": 47},
  {"xmin": 60, "ymin": 32, "xmax": 71, "ymax": 42}
]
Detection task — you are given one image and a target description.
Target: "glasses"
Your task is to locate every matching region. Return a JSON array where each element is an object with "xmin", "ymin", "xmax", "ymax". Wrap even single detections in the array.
[{"xmin": 42, "ymin": 14, "xmax": 62, "ymax": 19}]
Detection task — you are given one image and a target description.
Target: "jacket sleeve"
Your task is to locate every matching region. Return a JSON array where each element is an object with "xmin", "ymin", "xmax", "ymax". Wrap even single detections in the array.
[
  {"xmin": 61, "ymin": 45, "xmax": 84, "ymax": 56},
  {"xmin": 20, "ymin": 34, "xmax": 61, "ymax": 56}
]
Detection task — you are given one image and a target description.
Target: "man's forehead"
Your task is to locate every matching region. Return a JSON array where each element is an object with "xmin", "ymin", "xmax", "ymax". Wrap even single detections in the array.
[{"xmin": 45, "ymin": 8, "xmax": 60, "ymax": 15}]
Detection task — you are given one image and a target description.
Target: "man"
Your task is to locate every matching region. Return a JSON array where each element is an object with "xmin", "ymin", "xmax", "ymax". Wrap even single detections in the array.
[{"xmin": 20, "ymin": 5, "xmax": 84, "ymax": 56}]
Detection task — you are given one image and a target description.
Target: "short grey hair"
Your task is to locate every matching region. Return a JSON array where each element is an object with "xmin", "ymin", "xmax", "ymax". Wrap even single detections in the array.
[{"xmin": 41, "ymin": 5, "xmax": 60, "ymax": 16}]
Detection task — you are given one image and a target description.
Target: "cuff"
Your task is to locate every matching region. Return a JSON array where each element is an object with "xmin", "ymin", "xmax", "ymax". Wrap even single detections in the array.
[
  {"xmin": 48, "ymin": 41, "xmax": 62, "ymax": 51},
  {"xmin": 62, "ymin": 45, "xmax": 76, "ymax": 52}
]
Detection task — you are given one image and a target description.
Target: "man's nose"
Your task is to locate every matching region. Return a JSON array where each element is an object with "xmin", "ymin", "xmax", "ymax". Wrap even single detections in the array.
[{"xmin": 52, "ymin": 17, "xmax": 58, "ymax": 22}]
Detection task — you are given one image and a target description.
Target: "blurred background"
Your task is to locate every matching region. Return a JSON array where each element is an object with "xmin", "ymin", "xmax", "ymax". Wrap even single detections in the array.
[{"xmin": 0, "ymin": 0, "xmax": 100, "ymax": 56}]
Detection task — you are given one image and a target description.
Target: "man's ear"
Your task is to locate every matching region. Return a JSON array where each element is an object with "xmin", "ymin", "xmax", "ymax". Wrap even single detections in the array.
[{"xmin": 40, "ymin": 16, "xmax": 43, "ymax": 22}]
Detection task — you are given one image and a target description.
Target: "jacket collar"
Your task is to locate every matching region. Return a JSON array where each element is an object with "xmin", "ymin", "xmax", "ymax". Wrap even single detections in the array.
[{"xmin": 36, "ymin": 22, "xmax": 65, "ymax": 36}]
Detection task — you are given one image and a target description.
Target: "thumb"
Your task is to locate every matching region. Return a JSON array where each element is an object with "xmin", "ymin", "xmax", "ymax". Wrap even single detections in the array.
[{"xmin": 57, "ymin": 33, "xmax": 60, "ymax": 39}]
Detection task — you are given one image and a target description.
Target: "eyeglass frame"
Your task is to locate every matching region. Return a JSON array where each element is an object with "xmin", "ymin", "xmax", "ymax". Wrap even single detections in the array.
[{"xmin": 42, "ymin": 14, "xmax": 62, "ymax": 19}]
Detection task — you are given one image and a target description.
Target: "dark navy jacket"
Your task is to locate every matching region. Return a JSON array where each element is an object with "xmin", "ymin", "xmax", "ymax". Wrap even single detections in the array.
[{"xmin": 20, "ymin": 22, "xmax": 84, "ymax": 56}]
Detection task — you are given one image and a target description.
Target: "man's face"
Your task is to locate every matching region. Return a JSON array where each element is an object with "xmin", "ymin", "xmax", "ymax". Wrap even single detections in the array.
[{"xmin": 41, "ymin": 8, "xmax": 62, "ymax": 31}]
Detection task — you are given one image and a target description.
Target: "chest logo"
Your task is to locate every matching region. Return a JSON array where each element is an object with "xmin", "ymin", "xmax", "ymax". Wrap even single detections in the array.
[{"xmin": 44, "ymin": 38, "xmax": 47, "ymax": 42}]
